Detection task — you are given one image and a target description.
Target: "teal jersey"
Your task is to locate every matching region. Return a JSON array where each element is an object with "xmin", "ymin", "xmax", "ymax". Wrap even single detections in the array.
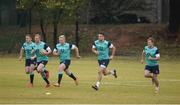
[
  {"xmin": 93, "ymin": 40, "xmax": 113, "ymax": 60},
  {"xmin": 22, "ymin": 42, "xmax": 35, "ymax": 59},
  {"xmin": 54, "ymin": 43, "xmax": 74, "ymax": 61},
  {"xmin": 144, "ymin": 46, "xmax": 160, "ymax": 66},
  {"xmin": 34, "ymin": 41, "xmax": 49, "ymax": 62}
]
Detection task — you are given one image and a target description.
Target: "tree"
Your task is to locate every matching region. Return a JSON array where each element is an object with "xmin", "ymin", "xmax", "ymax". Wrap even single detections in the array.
[
  {"xmin": 16, "ymin": 0, "xmax": 35, "ymax": 33},
  {"xmin": 36, "ymin": 0, "xmax": 83, "ymax": 47},
  {"xmin": 16, "ymin": 0, "xmax": 84, "ymax": 46}
]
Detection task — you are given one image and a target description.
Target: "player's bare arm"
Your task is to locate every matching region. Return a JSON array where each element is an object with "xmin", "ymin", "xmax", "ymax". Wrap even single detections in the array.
[
  {"xmin": 109, "ymin": 46, "xmax": 116, "ymax": 60},
  {"xmin": 19, "ymin": 48, "xmax": 24, "ymax": 61},
  {"xmin": 92, "ymin": 48, "xmax": 99, "ymax": 55},
  {"xmin": 141, "ymin": 50, "xmax": 145, "ymax": 64},
  {"xmin": 74, "ymin": 45, "xmax": 81, "ymax": 58}
]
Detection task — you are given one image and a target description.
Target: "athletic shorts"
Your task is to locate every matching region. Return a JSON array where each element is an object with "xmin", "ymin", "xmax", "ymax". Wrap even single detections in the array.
[
  {"xmin": 98, "ymin": 59, "xmax": 110, "ymax": 68},
  {"xmin": 37, "ymin": 60, "xmax": 48, "ymax": 66},
  {"xmin": 60, "ymin": 60, "xmax": 71, "ymax": 70},
  {"xmin": 25, "ymin": 59, "xmax": 36, "ymax": 67},
  {"xmin": 145, "ymin": 65, "xmax": 160, "ymax": 74}
]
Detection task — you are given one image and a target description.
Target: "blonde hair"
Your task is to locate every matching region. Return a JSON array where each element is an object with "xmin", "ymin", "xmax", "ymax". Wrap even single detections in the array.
[
  {"xmin": 59, "ymin": 35, "xmax": 65, "ymax": 39},
  {"xmin": 35, "ymin": 33, "xmax": 41, "ymax": 39}
]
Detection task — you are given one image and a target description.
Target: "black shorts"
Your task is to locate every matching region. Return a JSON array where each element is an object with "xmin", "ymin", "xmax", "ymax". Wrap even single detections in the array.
[
  {"xmin": 25, "ymin": 59, "xmax": 36, "ymax": 67},
  {"xmin": 98, "ymin": 59, "xmax": 110, "ymax": 68},
  {"xmin": 37, "ymin": 60, "xmax": 48, "ymax": 66},
  {"xmin": 60, "ymin": 60, "xmax": 71, "ymax": 70},
  {"xmin": 145, "ymin": 65, "xmax": 160, "ymax": 74}
]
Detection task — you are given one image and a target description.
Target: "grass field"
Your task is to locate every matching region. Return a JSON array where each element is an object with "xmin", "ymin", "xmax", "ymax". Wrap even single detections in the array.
[{"xmin": 0, "ymin": 56, "xmax": 180, "ymax": 104}]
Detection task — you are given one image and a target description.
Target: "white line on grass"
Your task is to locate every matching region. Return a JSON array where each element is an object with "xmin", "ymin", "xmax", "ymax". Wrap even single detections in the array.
[{"xmin": 62, "ymin": 79, "xmax": 180, "ymax": 87}]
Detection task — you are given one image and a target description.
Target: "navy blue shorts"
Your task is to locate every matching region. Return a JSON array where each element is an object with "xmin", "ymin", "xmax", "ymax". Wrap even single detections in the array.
[
  {"xmin": 145, "ymin": 65, "xmax": 160, "ymax": 74},
  {"xmin": 98, "ymin": 59, "xmax": 110, "ymax": 68},
  {"xmin": 25, "ymin": 59, "xmax": 36, "ymax": 67},
  {"xmin": 37, "ymin": 60, "xmax": 48, "ymax": 66},
  {"xmin": 60, "ymin": 60, "xmax": 71, "ymax": 70}
]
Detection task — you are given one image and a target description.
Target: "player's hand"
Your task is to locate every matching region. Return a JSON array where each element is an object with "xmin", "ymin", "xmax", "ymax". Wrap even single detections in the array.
[
  {"xmin": 141, "ymin": 59, "xmax": 144, "ymax": 64},
  {"xmin": 76, "ymin": 55, "xmax": 81, "ymax": 59},
  {"xmin": 18, "ymin": 56, "xmax": 22, "ymax": 61},
  {"xmin": 31, "ymin": 56, "xmax": 35, "ymax": 60},
  {"xmin": 94, "ymin": 51, "xmax": 99, "ymax": 55},
  {"xmin": 148, "ymin": 56, "xmax": 153, "ymax": 60},
  {"xmin": 53, "ymin": 52, "xmax": 59, "ymax": 56},
  {"xmin": 109, "ymin": 55, "xmax": 114, "ymax": 60},
  {"xmin": 41, "ymin": 51, "xmax": 47, "ymax": 55}
]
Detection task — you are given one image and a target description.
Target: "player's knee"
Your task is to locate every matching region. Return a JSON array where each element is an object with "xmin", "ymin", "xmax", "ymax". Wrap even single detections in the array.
[
  {"xmin": 102, "ymin": 71, "xmax": 107, "ymax": 76},
  {"xmin": 65, "ymin": 70, "xmax": 71, "ymax": 75},
  {"xmin": 153, "ymin": 75, "xmax": 158, "ymax": 79},
  {"xmin": 144, "ymin": 74, "xmax": 149, "ymax": 78},
  {"xmin": 98, "ymin": 71, "xmax": 102, "ymax": 75},
  {"xmin": 26, "ymin": 71, "xmax": 30, "ymax": 74},
  {"xmin": 37, "ymin": 67, "xmax": 42, "ymax": 72}
]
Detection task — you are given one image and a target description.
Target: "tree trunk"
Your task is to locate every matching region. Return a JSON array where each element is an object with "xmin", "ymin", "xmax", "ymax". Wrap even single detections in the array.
[
  {"xmin": 169, "ymin": 0, "xmax": 180, "ymax": 34},
  {"xmin": 75, "ymin": 20, "xmax": 79, "ymax": 47},
  {"xmin": 40, "ymin": 18, "xmax": 47, "ymax": 42},
  {"xmin": 75, "ymin": 12, "xmax": 79, "ymax": 48},
  {"xmin": 53, "ymin": 22, "xmax": 58, "ymax": 47},
  {"xmin": 28, "ymin": 9, "xmax": 32, "ymax": 33}
]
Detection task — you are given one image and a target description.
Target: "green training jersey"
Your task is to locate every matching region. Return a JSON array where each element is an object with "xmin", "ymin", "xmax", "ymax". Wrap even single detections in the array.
[
  {"xmin": 54, "ymin": 43, "xmax": 75, "ymax": 61},
  {"xmin": 22, "ymin": 42, "xmax": 35, "ymax": 59},
  {"xmin": 144, "ymin": 46, "xmax": 160, "ymax": 66},
  {"xmin": 93, "ymin": 40, "xmax": 113, "ymax": 60},
  {"xmin": 34, "ymin": 41, "xmax": 50, "ymax": 62}
]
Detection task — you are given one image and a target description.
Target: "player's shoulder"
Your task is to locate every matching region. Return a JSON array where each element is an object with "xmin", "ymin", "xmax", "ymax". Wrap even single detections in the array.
[
  {"xmin": 144, "ymin": 46, "xmax": 148, "ymax": 49},
  {"xmin": 94, "ymin": 40, "xmax": 99, "ymax": 43},
  {"xmin": 153, "ymin": 46, "xmax": 158, "ymax": 50},
  {"xmin": 41, "ymin": 41, "xmax": 46, "ymax": 45},
  {"xmin": 56, "ymin": 43, "xmax": 60, "ymax": 46},
  {"xmin": 22, "ymin": 43, "xmax": 26, "ymax": 48},
  {"xmin": 105, "ymin": 40, "xmax": 111, "ymax": 44},
  {"xmin": 31, "ymin": 42, "xmax": 36, "ymax": 46},
  {"xmin": 23, "ymin": 42, "xmax": 27, "ymax": 45},
  {"xmin": 65, "ymin": 42, "xmax": 70, "ymax": 45}
]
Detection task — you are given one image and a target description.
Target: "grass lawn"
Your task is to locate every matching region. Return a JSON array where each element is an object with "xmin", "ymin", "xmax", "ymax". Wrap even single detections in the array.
[{"xmin": 0, "ymin": 56, "xmax": 180, "ymax": 104}]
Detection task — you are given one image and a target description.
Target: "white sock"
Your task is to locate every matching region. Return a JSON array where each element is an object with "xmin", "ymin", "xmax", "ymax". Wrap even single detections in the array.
[
  {"xmin": 110, "ymin": 70, "xmax": 114, "ymax": 75},
  {"xmin": 96, "ymin": 81, "xmax": 100, "ymax": 87}
]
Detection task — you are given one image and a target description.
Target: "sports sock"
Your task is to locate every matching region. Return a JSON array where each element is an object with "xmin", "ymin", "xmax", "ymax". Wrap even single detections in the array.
[
  {"xmin": 43, "ymin": 77, "xmax": 50, "ymax": 84},
  {"xmin": 110, "ymin": 70, "xmax": 115, "ymax": 75},
  {"xmin": 96, "ymin": 81, "xmax": 100, "ymax": 87},
  {"xmin": 30, "ymin": 73, "xmax": 34, "ymax": 84},
  {"xmin": 58, "ymin": 72, "xmax": 63, "ymax": 84},
  {"xmin": 68, "ymin": 73, "xmax": 76, "ymax": 80}
]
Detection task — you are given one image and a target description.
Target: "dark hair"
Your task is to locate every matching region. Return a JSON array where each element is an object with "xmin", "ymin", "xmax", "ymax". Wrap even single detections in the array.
[
  {"xmin": 26, "ymin": 34, "xmax": 32, "ymax": 38},
  {"xmin": 147, "ymin": 37, "xmax": 154, "ymax": 43},
  {"xmin": 98, "ymin": 32, "xmax": 105, "ymax": 36}
]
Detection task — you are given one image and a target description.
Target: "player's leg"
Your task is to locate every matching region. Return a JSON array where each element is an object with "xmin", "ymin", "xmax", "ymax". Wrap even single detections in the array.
[
  {"xmin": 25, "ymin": 59, "xmax": 30, "ymax": 74},
  {"xmin": 92, "ymin": 67, "xmax": 104, "ymax": 90},
  {"xmin": 37, "ymin": 63, "xmax": 50, "ymax": 87},
  {"xmin": 54, "ymin": 63, "xmax": 65, "ymax": 87},
  {"xmin": 153, "ymin": 74, "xmax": 160, "ymax": 93},
  {"xmin": 65, "ymin": 69, "xmax": 78, "ymax": 85},
  {"xmin": 25, "ymin": 67, "xmax": 30, "ymax": 74},
  {"xmin": 144, "ymin": 70, "xmax": 153, "ymax": 78},
  {"xmin": 92, "ymin": 60, "xmax": 108, "ymax": 90},
  {"xmin": 103, "ymin": 69, "xmax": 117, "ymax": 78},
  {"xmin": 100, "ymin": 59, "xmax": 117, "ymax": 78},
  {"xmin": 144, "ymin": 65, "xmax": 155, "ymax": 85},
  {"xmin": 29, "ymin": 63, "xmax": 35, "ymax": 86},
  {"xmin": 25, "ymin": 59, "xmax": 34, "ymax": 87},
  {"xmin": 152, "ymin": 65, "xmax": 160, "ymax": 93}
]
